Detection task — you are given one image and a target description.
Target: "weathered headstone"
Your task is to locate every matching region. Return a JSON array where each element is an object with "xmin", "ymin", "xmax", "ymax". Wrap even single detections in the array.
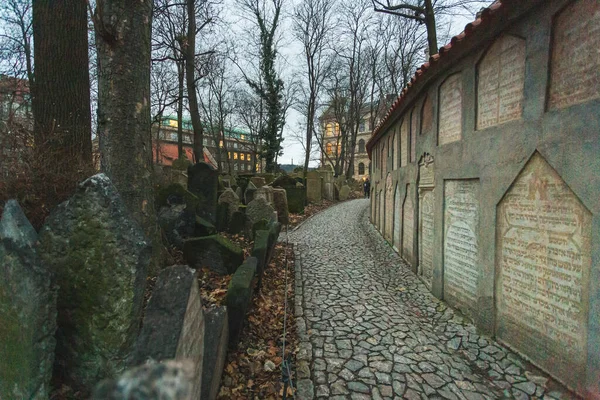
[
  {"xmin": 225, "ymin": 257, "xmax": 258, "ymax": 346},
  {"xmin": 338, "ymin": 185, "xmax": 351, "ymax": 201},
  {"xmin": 246, "ymin": 197, "xmax": 277, "ymax": 227},
  {"xmin": 188, "ymin": 162, "xmax": 218, "ymax": 224},
  {"xmin": 418, "ymin": 153, "xmax": 435, "ymax": 289},
  {"xmin": 92, "ymin": 360, "xmax": 195, "ymax": 400},
  {"xmin": 228, "ymin": 211, "xmax": 246, "ymax": 234},
  {"xmin": 286, "ymin": 185, "xmax": 306, "ymax": 214},
  {"xmin": 134, "ymin": 265, "xmax": 204, "ymax": 399},
  {"xmin": 306, "ymin": 171, "xmax": 322, "ymax": 203},
  {"xmin": 183, "ymin": 235, "xmax": 244, "ymax": 275},
  {"xmin": 272, "ymin": 188, "xmax": 289, "ymax": 225},
  {"xmin": 218, "ymin": 188, "xmax": 241, "ymax": 220},
  {"xmin": 322, "ymin": 170, "xmax": 335, "ymax": 201},
  {"xmin": 38, "ymin": 174, "xmax": 151, "ymax": 391},
  {"xmin": 157, "ymin": 183, "xmax": 200, "ymax": 210},
  {"xmin": 235, "ymin": 186, "xmax": 243, "ymax": 200},
  {"xmin": 158, "ymin": 204, "xmax": 195, "ymax": 249},
  {"xmin": 255, "ymin": 185, "xmax": 274, "ymax": 205},
  {"xmin": 250, "ymin": 176, "xmax": 266, "ymax": 187},
  {"xmin": 252, "ymin": 229, "xmax": 269, "ymax": 286},
  {"xmin": 195, "ymin": 215, "xmax": 217, "ymax": 237},
  {"xmin": 201, "ymin": 306, "xmax": 229, "ymax": 400},
  {"xmin": 438, "ymin": 73, "xmax": 463, "ymax": 145},
  {"xmin": 0, "ymin": 200, "xmax": 57, "ymax": 400},
  {"xmin": 244, "ymin": 181, "xmax": 257, "ymax": 205},
  {"xmin": 272, "ymin": 175, "xmax": 297, "ymax": 188}
]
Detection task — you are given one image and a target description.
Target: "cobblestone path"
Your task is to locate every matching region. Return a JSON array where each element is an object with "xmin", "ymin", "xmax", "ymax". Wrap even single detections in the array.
[{"xmin": 289, "ymin": 199, "xmax": 575, "ymax": 400}]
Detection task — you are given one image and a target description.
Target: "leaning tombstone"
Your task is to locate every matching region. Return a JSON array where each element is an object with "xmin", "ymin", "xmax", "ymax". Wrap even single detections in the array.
[
  {"xmin": 0, "ymin": 200, "xmax": 57, "ymax": 400},
  {"xmin": 201, "ymin": 306, "xmax": 229, "ymax": 400},
  {"xmin": 92, "ymin": 360, "xmax": 195, "ymax": 400},
  {"xmin": 134, "ymin": 265, "xmax": 205, "ymax": 399},
  {"xmin": 187, "ymin": 162, "xmax": 218, "ymax": 224},
  {"xmin": 272, "ymin": 188, "xmax": 289, "ymax": 225},
  {"xmin": 38, "ymin": 173, "xmax": 151, "ymax": 392}
]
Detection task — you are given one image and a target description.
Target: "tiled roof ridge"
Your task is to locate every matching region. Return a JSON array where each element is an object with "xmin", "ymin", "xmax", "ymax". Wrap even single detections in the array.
[{"xmin": 366, "ymin": 0, "xmax": 517, "ymax": 154}]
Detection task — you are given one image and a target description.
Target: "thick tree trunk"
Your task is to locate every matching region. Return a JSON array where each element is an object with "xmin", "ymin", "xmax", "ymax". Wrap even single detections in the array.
[
  {"xmin": 32, "ymin": 0, "xmax": 92, "ymax": 170},
  {"xmin": 424, "ymin": 0, "xmax": 438, "ymax": 56},
  {"xmin": 96, "ymin": 0, "xmax": 163, "ymax": 273},
  {"xmin": 186, "ymin": 0, "xmax": 204, "ymax": 163},
  {"xmin": 177, "ymin": 60, "xmax": 185, "ymax": 159}
]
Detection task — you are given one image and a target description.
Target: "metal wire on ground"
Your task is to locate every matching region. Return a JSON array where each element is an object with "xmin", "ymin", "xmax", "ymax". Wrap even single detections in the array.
[{"xmin": 281, "ymin": 223, "xmax": 295, "ymax": 399}]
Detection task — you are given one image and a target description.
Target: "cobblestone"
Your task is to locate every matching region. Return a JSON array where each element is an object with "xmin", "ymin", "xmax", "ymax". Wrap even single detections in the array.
[{"xmin": 290, "ymin": 200, "xmax": 578, "ymax": 400}]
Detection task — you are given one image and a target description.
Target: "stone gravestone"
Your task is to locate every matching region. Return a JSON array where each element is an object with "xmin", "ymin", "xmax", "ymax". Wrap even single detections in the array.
[
  {"xmin": 38, "ymin": 173, "xmax": 151, "ymax": 391},
  {"xmin": 246, "ymin": 197, "xmax": 277, "ymax": 227},
  {"xmin": 134, "ymin": 265, "xmax": 205, "ymax": 400},
  {"xmin": 250, "ymin": 176, "xmax": 266, "ymax": 187},
  {"xmin": 321, "ymin": 170, "xmax": 335, "ymax": 201},
  {"xmin": 338, "ymin": 185, "xmax": 351, "ymax": 201},
  {"xmin": 93, "ymin": 360, "xmax": 195, "ymax": 400},
  {"xmin": 201, "ymin": 306, "xmax": 229, "ymax": 400},
  {"xmin": 306, "ymin": 171, "xmax": 322, "ymax": 204},
  {"xmin": 272, "ymin": 188, "xmax": 289, "ymax": 225},
  {"xmin": 217, "ymin": 188, "xmax": 240, "ymax": 231},
  {"xmin": 183, "ymin": 235, "xmax": 244, "ymax": 275},
  {"xmin": 0, "ymin": 200, "xmax": 57, "ymax": 400},
  {"xmin": 255, "ymin": 185, "xmax": 274, "ymax": 205},
  {"xmin": 188, "ymin": 162, "xmax": 218, "ymax": 224},
  {"xmin": 417, "ymin": 154, "xmax": 435, "ymax": 289},
  {"xmin": 244, "ymin": 181, "xmax": 257, "ymax": 205}
]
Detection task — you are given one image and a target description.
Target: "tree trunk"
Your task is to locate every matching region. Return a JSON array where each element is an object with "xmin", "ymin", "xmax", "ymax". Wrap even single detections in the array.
[
  {"xmin": 32, "ymin": 0, "xmax": 92, "ymax": 172},
  {"xmin": 186, "ymin": 0, "xmax": 204, "ymax": 163},
  {"xmin": 424, "ymin": 0, "xmax": 438, "ymax": 57},
  {"xmin": 96, "ymin": 0, "xmax": 163, "ymax": 273},
  {"xmin": 177, "ymin": 60, "xmax": 184, "ymax": 158}
]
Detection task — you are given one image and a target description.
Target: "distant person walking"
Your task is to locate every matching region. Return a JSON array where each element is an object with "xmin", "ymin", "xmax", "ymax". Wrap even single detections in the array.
[{"xmin": 363, "ymin": 178, "xmax": 371, "ymax": 199}]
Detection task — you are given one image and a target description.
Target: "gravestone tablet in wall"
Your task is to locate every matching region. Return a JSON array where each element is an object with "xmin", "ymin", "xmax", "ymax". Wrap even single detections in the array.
[
  {"xmin": 385, "ymin": 173, "xmax": 394, "ymax": 241},
  {"xmin": 393, "ymin": 184, "xmax": 401, "ymax": 252},
  {"xmin": 549, "ymin": 0, "xmax": 600, "ymax": 110},
  {"xmin": 418, "ymin": 154, "xmax": 435, "ymax": 289},
  {"xmin": 402, "ymin": 184, "xmax": 414, "ymax": 266},
  {"xmin": 477, "ymin": 35, "xmax": 525, "ymax": 130},
  {"xmin": 496, "ymin": 153, "xmax": 592, "ymax": 391},
  {"xmin": 410, "ymin": 108, "xmax": 417, "ymax": 162},
  {"xmin": 438, "ymin": 74, "xmax": 463, "ymax": 146},
  {"xmin": 443, "ymin": 180, "xmax": 480, "ymax": 313},
  {"xmin": 400, "ymin": 118, "xmax": 409, "ymax": 167},
  {"xmin": 421, "ymin": 95, "xmax": 433, "ymax": 134}
]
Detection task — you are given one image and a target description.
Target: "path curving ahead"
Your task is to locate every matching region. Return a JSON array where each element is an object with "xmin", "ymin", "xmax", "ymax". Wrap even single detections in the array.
[{"xmin": 289, "ymin": 199, "xmax": 574, "ymax": 400}]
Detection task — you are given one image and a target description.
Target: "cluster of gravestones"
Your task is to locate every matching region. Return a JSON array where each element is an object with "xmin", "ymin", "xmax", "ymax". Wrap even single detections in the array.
[{"xmin": 0, "ymin": 163, "xmax": 295, "ymax": 400}]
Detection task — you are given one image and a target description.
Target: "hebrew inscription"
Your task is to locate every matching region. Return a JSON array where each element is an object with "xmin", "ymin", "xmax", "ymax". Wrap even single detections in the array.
[
  {"xmin": 400, "ymin": 118, "xmax": 409, "ymax": 167},
  {"xmin": 477, "ymin": 35, "xmax": 525, "ymax": 130},
  {"xmin": 443, "ymin": 180, "xmax": 479, "ymax": 310},
  {"xmin": 438, "ymin": 74, "xmax": 463, "ymax": 145},
  {"xmin": 419, "ymin": 190, "xmax": 435, "ymax": 289},
  {"xmin": 394, "ymin": 184, "xmax": 401, "ymax": 251},
  {"xmin": 549, "ymin": 0, "xmax": 600, "ymax": 110},
  {"xmin": 496, "ymin": 153, "xmax": 591, "ymax": 382},
  {"xmin": 402, "ymin": 185, "xmax": 414, "ymax": 265}
]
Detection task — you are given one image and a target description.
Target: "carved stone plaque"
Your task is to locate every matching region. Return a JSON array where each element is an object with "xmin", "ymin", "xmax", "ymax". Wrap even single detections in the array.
[
  {"xmin": 418, "ymin": 154, "xmax": 435, "ymax": 288},
  {"xmin": 496, "ymin": 153, "xmax": 591, "ymax": 387},
  {"xmin": 443, "ymin": 180, "xmax": 479, "ymax": 310},
  {"xmin": 421, "ymin": 95, "xmax": 433, "ymax": 134},
  {"xmin": 477, "ymin": 35, "xmax": 525, "ymax": 130},
  {"xmin": 402, "ymin": 185, "xmax": 414, "ymax": 265},
  {"xmin": 419, "ymin": 189, "xmax": 435, "ymax": 289},
  {"xmin": 385, "ymin": 173, "xmax": 394, "ymax": 241},
  {"xmin": 400, "ymin": 118, "xmax": 409, "ymax": 167},
  {"xmin": 394, "ymin": 184, "xmax": 401, "ymax": 251},
  {"xmin": 438, "ymin": 74, "xmax": 463, "ymax": 145},
  {"xmin": 549, "ymin": 0, "xmax": 600, "ymax": 110}
]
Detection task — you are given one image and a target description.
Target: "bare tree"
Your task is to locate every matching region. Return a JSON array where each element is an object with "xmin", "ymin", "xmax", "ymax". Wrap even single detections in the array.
[
  {"xmin": 0, "ymin": 0, "xmax": 33, "ymax": 83},
  {"xmin": 239, "ymin": 0, "xmax": 285, "ymax": 173},
  {"xmin": 292, "ymin": 0, "xmax": 334, "ymax": 180}
]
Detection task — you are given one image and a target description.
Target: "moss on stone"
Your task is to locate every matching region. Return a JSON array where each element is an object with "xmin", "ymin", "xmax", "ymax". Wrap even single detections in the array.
[
  {"xmin": 157, "ymin": 183, "xmax": 200, "ymax": 210},
  {"xmin": 171, "ymin": 156, "xmax": 192, "ymax": 171}
]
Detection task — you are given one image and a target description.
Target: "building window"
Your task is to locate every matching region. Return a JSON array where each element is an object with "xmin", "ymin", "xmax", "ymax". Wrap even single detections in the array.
[
  {"xmin": 234, "ymin": 163, "xmax": 239, "ymax": 170},
  {"xmin": 240, "ymin": 153, "xmax": 245, "ymax": 160},
  {"xmin": 326, "ymin": 142, "xmax": 333, "ymax": 155},
  {"xmin": 359, "ymin": 121, "xmax": 365, "ymax": 132},
  {"xmin": 233, "ymin": 142, "xmax": 238, "ymax": 149},
  {"xmin": 219, "ymin": 140, "xmax": 224, "ymax": 148},
  {"xmin": 358, "ymin": 162, "xmax": 365, "ymax": 175},
  {"xmin": 228, "ymin": 152, "xmax": 232, "ymax": 159},
  {"xmin": 358, "ymin": 139, "xmax": 365, "ymax": 153},
  {"xmin": 326, "ymin": 123, "xmax": 333, "ymax": 137}
]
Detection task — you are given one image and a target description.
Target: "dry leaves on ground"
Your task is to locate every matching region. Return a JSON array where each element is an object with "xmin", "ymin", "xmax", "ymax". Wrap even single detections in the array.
[{"xmin": 218, "ymin": 242, "xmax": 297, "ymax": 400}]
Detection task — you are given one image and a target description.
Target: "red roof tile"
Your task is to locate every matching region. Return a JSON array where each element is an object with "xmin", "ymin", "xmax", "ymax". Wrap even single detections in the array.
[{"xmin": 366, "ymin": 0, "xmax": 535, "ymax": 155}]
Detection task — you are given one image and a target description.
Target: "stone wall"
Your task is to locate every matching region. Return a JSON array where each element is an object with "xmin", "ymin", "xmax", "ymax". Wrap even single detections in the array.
[{"xmin": 367, "ymin": 1, "xmax": 600, "ymax": 397}]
